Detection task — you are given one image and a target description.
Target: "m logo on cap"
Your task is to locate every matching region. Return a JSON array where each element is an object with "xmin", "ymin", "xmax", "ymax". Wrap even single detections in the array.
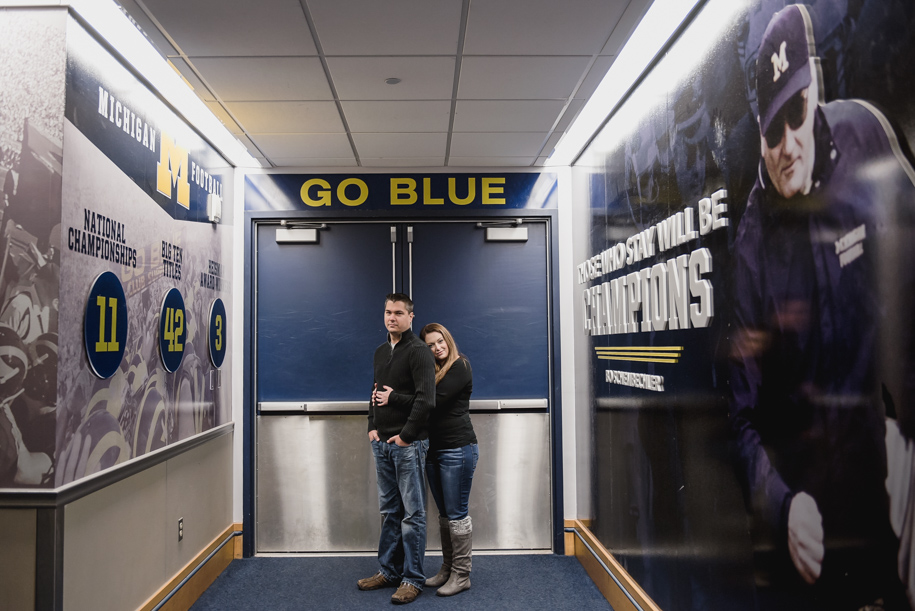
[{"xmin": 771, "ymin": 41, "xmax": 790, "ymax": 82}]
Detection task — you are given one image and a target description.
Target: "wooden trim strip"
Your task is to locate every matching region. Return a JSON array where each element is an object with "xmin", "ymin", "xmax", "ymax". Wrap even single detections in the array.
[
  {"xmin": 138, "ymin": 522, "xmax": 242, "ymax": 611},
  {"xmin": 566, "ymin": 520, "xmax": 662, "ymax": 611}
]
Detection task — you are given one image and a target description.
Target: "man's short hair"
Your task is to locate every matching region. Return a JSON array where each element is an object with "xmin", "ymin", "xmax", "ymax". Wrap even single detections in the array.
[
  {"xmin": 756, "ymin": 4, "xmax": 816, "ymax": 136},
  {"xmin": 385, "ymin": 292, "xmax": 414, "ymax": 313}
]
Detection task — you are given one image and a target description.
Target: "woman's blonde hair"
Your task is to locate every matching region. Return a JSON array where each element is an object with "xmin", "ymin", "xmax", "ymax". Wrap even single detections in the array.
[{"xmin": 420, "ymin": 323, "xmax": 464, "ymax": 384}]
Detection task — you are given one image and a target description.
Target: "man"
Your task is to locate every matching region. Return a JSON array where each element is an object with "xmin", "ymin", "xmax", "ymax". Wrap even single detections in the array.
[
  {"xmin": 357, "ymin": 293, "xmax": 436, "ymax": 604},
  {"xmin": 729, "ymin": 4, "xmax": 915, "ymax": 609}
]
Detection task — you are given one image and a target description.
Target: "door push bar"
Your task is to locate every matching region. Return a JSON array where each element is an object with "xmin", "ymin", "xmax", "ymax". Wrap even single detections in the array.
[
  {"xmin": 258, "ymin": 401, "xmax": 367, "ymax": 413},
  {"xmin": 258, "ymin": 398, "xmax": 549, "ymax": 414}
]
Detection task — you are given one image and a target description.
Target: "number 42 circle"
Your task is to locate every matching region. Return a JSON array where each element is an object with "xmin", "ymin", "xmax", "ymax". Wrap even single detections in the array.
[{"xmin": 159, "ymin": 287, "xmax": 186, "ymax": 373}]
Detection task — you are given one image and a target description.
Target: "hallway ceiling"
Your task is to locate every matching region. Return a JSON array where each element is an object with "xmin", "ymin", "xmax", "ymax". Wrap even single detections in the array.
[{"xmin": 117, "ymin": 0, "xmax": 651, "ymax": 168}]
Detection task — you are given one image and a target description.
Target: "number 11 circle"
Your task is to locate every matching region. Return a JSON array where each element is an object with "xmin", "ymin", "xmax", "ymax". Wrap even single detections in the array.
[
  {"xmin": 84, "ymin": 271, "xmax": 128, "ymax": 379},
  {"xmin": 159, "ymin": 288, "xmax": 187, "ymax": 373}
]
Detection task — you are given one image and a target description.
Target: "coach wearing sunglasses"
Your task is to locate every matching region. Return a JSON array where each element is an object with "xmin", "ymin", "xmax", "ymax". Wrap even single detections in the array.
[{"xmin": 728, "ymin": 4, "xmax": 915, "ymax": 609}]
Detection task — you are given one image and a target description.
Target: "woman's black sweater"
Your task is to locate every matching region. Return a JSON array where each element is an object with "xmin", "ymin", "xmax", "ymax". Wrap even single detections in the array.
[{"xmin": 428, "ymin": 359, "xmax": 477, "ymax": 451}]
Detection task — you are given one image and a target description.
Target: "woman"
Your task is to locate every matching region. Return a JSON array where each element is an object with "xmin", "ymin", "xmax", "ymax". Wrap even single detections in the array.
[{"xmin": 420, "ymin": 322, "xmax": 478, "ymax": 597}]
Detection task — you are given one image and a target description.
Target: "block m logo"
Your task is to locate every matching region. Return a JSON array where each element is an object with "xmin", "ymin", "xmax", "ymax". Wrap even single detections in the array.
[
  {"xmin": 157, "ymin": 131, "xmax": 190, "ymax": 209},
  {"xmin": 771, "ymin": 41, "xmax": 790, "ymax": 82}
]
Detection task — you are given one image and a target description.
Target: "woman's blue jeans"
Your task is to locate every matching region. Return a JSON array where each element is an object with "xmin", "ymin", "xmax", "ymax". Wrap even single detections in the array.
[{"xmin": 426, "ymin": 444, "xmax": 479, "ymax": 520}]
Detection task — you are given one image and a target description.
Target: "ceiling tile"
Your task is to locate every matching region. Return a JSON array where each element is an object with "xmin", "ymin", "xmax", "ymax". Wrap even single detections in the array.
[
  {"xmin": 268, "ymin": 158, "xmax": 359, "ymax": 167},
  {"xmin": 327, "ymin": 57, "xmax": 455, "ymax": 101},
  {"xmin": 170, "ymin": 57, "xmax": 215, "ymax": 102},
  {"xmin": 450, "ymin": 132, "xmax": 549, "ymax": 157},
  {"xmin": 190, "ymin": 57, "xmax": 332, "ymax": 101},
  {"xmin": 540, "ymin": 132, "xmax": 563, "ymax": 157},
  {"xmin": 234, "ymin": 134, "xmax": 266, "ymax": 158},
  {"xmin": 555, "ymin": 99, "xmax": 585, "ymax": 131},
  {"xmin": 351, "ymin": 133, "xmax": 448, "ymax": 158},
  {"xmin": 464, "ymin": 0, "xmax": 627, "ymax": 55},
  {"xmin": 453, "ymin": 100, "xmax": 565, "ymax": 132},
  {"xmin": 251, "ymin": 133, "xmax": 354, "ymax": 158},
  {"xmin": 361, "ymin": 158, "xmax": 446, "ymax": 167},
  {"xmin": 459, "ymin": 56, "xmax": 590, "ymax": 99},
  {"xmin": 117, "ymin": 0, "xmax": 177, "ymax": 57},
  {"xmin": 204, "ymin": 101, "xmax": 243, "ymax": 134},
  {"xmin": 448, "ymin": 157, "xmax": 536, "ymax": 167},
  {"xmin": 601, "ymin": 0, "xmax": 652, "ymax": 56},
  {"xmin": 226, "ymin": 101, "xmax": 345, "ymax": 133},
  {"xmin": 575, "ymin": 56, "xmax": 614, "ymax": 100},
  {"xmin": 308, "ymin": 0, "xmax": 461, "ymax": 55},
  {"xmin": 140, "ymin": 0, "xmax": 316, "ymax": 56},
  {"xmin": 341, "ymin": 101, "xmax": 451, "ymax": 133}
]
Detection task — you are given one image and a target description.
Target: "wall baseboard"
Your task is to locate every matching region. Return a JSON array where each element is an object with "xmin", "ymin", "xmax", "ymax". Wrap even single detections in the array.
[
  {"xmin": 139, "ymin": 522, "xmax": 242, "ymax": 611},
  {"xmin": 564, "ymin": 519, "xmax": 660, "ymax": 611}
]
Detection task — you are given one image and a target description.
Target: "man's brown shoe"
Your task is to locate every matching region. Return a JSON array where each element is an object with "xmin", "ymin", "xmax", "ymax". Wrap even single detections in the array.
[
  {"xmin": 357, "ymin": 572, "xmax": 397, "ymax": 591},
  {"xmin": 391, "ymin": 582, "xmax": 421, "ymax": 604}
]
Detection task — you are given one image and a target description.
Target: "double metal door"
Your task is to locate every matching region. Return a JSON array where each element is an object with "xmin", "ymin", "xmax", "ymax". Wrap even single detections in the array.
[{"xmin": 254, "ymin": 220, "xmax": 553, "ymax": 552}]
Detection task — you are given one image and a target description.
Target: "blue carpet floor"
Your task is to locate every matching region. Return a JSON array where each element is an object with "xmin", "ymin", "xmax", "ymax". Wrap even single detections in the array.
[{"xmin": 190, "ymin": 554, "xmax": 613, "ymax": 610}]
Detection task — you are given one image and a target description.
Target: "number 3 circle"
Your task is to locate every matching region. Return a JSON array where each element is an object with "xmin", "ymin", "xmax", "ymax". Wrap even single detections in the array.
[{"xmin": 208, "ymin": 298, "xmax": 226, "ymax": 368}]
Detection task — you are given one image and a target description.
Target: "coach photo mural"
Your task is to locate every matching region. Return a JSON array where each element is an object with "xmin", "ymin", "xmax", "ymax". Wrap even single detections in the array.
[
  {"xmin": 0, "ymin": 11, "xmax": 232, "ymax": 490},
  {"xmin": 576, "ymin": 0, "xmax": 915, "ymax": 609}
]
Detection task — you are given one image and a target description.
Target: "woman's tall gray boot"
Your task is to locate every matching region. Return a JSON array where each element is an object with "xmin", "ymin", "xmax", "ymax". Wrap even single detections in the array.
[
  {"xmin": 425, "ymin": 516, "xmax": 452, "ymax": 587},
  {"xmin": 437, "ymin": 516, "xmax": 472, "ymax": 596}
]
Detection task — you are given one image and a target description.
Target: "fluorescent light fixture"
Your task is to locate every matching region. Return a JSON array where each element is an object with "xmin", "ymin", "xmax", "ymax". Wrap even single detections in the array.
[
  {"xmin": 546, "ymin": 0, "xmax": 702, "ymax": 167},
  {"xmin": 69, "ymin": 0, "xmax": 259, "ymax": 168},
  {"xmin": 587, "ymin": 0, "xmax": 747, "ymax": 160}
]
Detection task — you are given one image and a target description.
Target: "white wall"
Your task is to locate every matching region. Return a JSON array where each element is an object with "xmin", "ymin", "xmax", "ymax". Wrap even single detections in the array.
[
  {"xmin": 558, "ymin": 165, "xmax": 595, "ymax": 521},
  {"xmin": 232, "ymin": 171, "xmax": 246, "ymax": 524}
]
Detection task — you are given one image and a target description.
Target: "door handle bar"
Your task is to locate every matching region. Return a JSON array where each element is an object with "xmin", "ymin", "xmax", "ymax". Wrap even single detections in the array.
[{"xmin": 258, "ymin": 398, "xmax": 549, "ymax": 414}]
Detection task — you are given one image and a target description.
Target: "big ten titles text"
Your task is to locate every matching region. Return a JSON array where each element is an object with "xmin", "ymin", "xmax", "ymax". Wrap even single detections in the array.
[{"xmin": 162, "ymin": 241, "xmax": 182, "ymax": 281}]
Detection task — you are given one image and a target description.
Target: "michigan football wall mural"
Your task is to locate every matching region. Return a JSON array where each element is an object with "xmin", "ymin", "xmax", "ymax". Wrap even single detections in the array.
[
  {"xmin": 0, "ymin": 11, "xmax": 232, "ymax": 490},
  {"xmin": 577, "ymin": 0, "xmax": 915, "ymax": 609}
]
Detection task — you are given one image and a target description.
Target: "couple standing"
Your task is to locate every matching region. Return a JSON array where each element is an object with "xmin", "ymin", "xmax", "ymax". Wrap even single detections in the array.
[{"xmin": 358, "ymin": 293, "xmax": 479, "ymax": 604}]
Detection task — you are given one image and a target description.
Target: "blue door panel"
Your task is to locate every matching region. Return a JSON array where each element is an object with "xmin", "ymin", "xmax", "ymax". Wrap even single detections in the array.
[
  {"xmin": 410, "ymin": 222, "xmax": 550, "ymax": 400},
  {"xmin": 256, "ymin": 223, "xmax": 397, "ymax": 401},
  {"xmin": 256, "ymin": 221, "xmax": 550, "ymax": 403}
]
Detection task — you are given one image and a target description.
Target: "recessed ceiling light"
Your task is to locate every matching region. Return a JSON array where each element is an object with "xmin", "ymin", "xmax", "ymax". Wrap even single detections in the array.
[{"xmin": 384, "ymin": 77, "xmax": 402, "ymax": 85}]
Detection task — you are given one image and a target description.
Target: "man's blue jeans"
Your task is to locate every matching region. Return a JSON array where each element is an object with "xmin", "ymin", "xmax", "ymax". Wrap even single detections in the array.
[
  {"xmin": 426, "ymin": 444, "xmax": 479, "ymax": 520},
  {"xmin": 371, "ymin": 438, "xmax": 429, "ymax": 589}
]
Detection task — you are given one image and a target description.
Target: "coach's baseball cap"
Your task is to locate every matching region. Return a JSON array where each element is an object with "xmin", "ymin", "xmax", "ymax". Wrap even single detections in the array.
[{"xmin": 756, "ymin": 4, "xmax": 815, "ymax": 135}]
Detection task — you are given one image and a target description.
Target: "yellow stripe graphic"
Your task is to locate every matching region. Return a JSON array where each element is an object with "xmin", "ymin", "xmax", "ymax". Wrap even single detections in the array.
[
  {"xmin": 594, "ymin": 346, "xmax": 683, "ymax": 364},
  {"xmin": 595, "ymin": 346, "xmax": 682, "ymax": 351},
  {"xmin": 597, "ymin": 356, "xmax": 678, "ymax": 364}
]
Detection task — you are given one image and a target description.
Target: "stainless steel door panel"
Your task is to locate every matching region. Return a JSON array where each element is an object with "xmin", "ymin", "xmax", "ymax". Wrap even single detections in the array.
[
  {"xmin": 257, "ymin": 415, "xmax": 379, "ymax": 552},
  {"xmin": 426, "ymin": 412, "xmax": 552, "ymax": 550},
  {"xmin": 257, "ymin": 412, "xmax": 552, "ymax": 552}
]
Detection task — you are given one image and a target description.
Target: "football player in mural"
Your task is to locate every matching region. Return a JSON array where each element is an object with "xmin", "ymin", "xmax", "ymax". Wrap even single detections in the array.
[
  {"xmin": 0, "ymin": 118, "xmax": 62, "ymax": 488},
  {"xmin": 0, "ymin": 323, "xmax": 52, "ymax": 486},
  {"xmin": 729, "ymin": 4, "xmax": 915, "ymax": 609}
]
